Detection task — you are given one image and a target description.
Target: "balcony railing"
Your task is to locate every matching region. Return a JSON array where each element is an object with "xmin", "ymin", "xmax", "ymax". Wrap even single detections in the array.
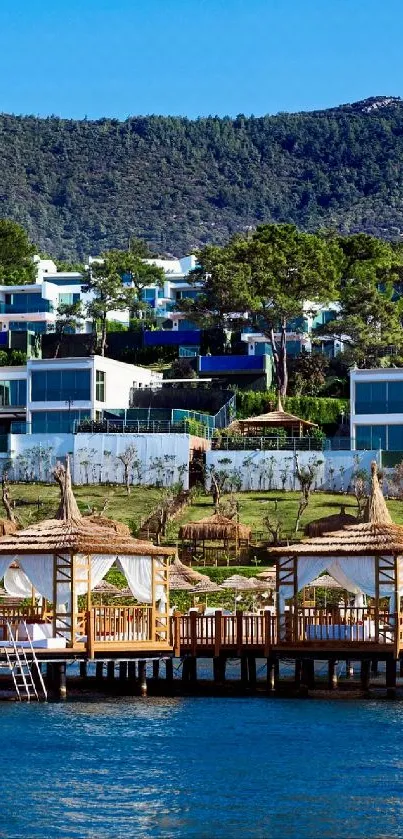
[{"xmin": 74, "ymin": 418, "xmax": 211, "ymax": 437}]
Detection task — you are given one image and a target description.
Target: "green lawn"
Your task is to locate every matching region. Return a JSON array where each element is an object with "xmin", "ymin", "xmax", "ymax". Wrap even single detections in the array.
[
  {"xmin": 170, "ymin": 490, "xmax": 403, "ymax": 539},
  {"xmin": 7, "ymin": 483, "xmax": 403, "ymax": 538},
  {"xmin": 7, "ymin": 483, "xmax": 163, "ymax": 529}
]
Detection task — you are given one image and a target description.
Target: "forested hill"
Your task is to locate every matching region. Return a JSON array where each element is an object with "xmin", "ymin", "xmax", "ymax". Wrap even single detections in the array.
[{"xmin": 1, "ymin": 95, "xmax": 403, "ymax": 259}]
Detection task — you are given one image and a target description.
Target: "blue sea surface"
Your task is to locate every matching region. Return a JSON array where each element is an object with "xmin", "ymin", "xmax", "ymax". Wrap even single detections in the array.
[{"xmin": 2, "ymin": 696, "xmax": 403, "ymax": 839}]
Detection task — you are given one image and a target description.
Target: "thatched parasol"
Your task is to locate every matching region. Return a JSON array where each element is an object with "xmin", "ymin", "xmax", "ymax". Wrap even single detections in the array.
[
  {"xmin": 0, "ymin": 458, "xmax": 175, "ymax": 558},
  {"xmin": 93, "ymin": 580, "xmax": 122, "ymax": 595},
  {"xmin": 307, "ymin": 573, "xmax": 345, "ymax": 590},
  {"xmin": 179, "ymin": 514, "xmax": 251, "ymax": 543},
  {"xmin": 190, "ymin": 579, "xmax": 223, "ymax": 594},
  {"xmin": 220, "ymin": 574, "xmax": 258, "ymax": 591},
  {"xmin": 304, "ymin": 506, "xmax": 357, "ymax": 537},
  {"xmin": 269, "ymin": 462, "xmax": 403, "ymax": 558},
  {"xmin": 256, "ymin": 570, "xmax": 276, "ymax": 583},
  {"xmin": 169, "ymin": 556, "xmax": 210, "ymax": 590}
]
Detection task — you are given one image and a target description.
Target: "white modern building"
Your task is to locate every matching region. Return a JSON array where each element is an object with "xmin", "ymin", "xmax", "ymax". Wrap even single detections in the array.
[
  {"xmin": 0, "ymin": 255, "xmax": 201, "ymax": 336},
  {"xmin": 0, "ymin": 356, "xmax": 162, "ymax": 438},
  {"xmin": 350, "ymin": 367, "xmax": 403, "ymax": 451}
]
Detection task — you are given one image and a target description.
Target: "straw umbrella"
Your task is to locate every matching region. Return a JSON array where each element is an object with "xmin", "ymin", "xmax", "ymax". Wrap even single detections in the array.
[
  {"xmin": 92, "ymin": 579, "xmax": 122, "ymax": 605},
  {"xmin": 169, "ymin": 556, "xmax": 209, "ymax": 589},
  {"xmin": 190, "ymin": 578, "xmax": 223, "ymax": 609}
]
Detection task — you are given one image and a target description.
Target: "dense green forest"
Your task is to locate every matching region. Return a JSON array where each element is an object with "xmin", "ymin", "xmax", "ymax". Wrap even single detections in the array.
[{"xmin": 1, "ymin": 96, "xmax": 403, "ymax": 259}]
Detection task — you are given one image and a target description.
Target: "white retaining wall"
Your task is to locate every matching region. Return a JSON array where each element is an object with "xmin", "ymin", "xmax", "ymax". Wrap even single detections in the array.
[
  {"xmin": 206, "ymin": 449, "xmax": 379, "ymax": 492},
  {"xmin": 73, "ymin": 433, "xmax": 190, "ymax": 488}
]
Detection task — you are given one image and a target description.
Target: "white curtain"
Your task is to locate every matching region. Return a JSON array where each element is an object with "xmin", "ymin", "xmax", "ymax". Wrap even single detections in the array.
[
  {"xmin": 19, "ymin": 555, "xmax": 56, "ymax": 602},
  {"xmin": 4, "ymin": 566, "xmax": 40, "ymax": 599},
  {"xmin": 117, "ymin": 555, "xmax": 152, "ymax": 603},
  {"xmin": 0, "ymin": 556, "xmax": 14, "ymax": 585},
  {"xmin": 19, "ymin": 553, "xmax": 116, "ymax": 607},
  {"xmin": 297, "ymin": 557, "xmax": 330, "ymax": 591}
]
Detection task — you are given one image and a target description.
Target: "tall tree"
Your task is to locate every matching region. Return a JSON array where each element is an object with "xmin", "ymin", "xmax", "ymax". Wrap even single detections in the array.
[
  {"xmin": 185, "ymin": 224, "xmax": 342, "ymax": 397},
  {"xmin": 103, "ymin": 248, "xmax": 165, "ymax": 318},
  {"xmin": 83, "ymin": 253, "xmax": 135, "ymax": 355},
  {"xmin": 317, "ymin": 234, "xmax": 403, "ymax": 366},
  {"xmin": 0, "ymin": 219, "xmax": 36, "ymax": 284}
]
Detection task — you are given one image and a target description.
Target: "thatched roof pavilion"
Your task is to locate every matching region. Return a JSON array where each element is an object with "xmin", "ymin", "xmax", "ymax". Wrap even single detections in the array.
[
  {"xmin": 304, "ymin": 505, "xmax": 357, "ymax": 537},
  {"xmin": 179, "ymin": 514, "xmax": 251, "ymax": 543},
  {"xmin": 268, "ymin": 462, "xmax": 403, "ymax": 644},
  {"xmin": 228, "ymin": 397, "xmax": 317, "ymax": 438},
  {"xmin": 0, "ymin": 459, "xmax": 175, "ymax": 650}
]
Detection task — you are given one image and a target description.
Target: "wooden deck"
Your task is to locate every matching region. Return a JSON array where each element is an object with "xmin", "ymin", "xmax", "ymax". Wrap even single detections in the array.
[{"xmin": 0, "ymin": 605, "xmax": 400, "ymax": 662}]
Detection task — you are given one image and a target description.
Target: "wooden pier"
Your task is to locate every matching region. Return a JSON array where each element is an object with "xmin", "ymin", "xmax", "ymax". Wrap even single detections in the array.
[{"xmin": 0, "ymin": 605, "xmax": 401, "ymax": 699}]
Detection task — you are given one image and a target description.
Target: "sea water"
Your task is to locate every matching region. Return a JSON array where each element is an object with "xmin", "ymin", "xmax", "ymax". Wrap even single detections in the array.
[{"xmin": 2, "ymin": 697, "xmax": 403, "ymax": 839}]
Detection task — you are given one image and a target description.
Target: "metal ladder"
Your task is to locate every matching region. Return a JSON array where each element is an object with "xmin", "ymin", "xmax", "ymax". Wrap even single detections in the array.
[{"xmin": 0, "ymin": 621, "xmax": 47, "ymax": 702}]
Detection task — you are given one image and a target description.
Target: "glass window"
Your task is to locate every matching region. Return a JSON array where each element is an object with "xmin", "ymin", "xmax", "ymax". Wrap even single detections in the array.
[
  {"xmin": 95, "ymin": 370, "xmax": 105, "ymax": 402},
  {"xmin": 387, "ymin": 425, "xmax": 403, "ymax": 450},
  {"xmin": 355, "ymin": 425, "xmax": 386, "ymax": 450},
  {"xmin": 355, "ymin": 382, "xmax": 387, "ymax": 414},
  {"xmin": 387, "ymin": 381, "xmax": 403, "ymax": 413},
  {"xmin": 31, "ymin": 369, "xmax": 91, "ymax": 402},
  {"xmin": 0, "ymin": 380, "xmax": 26, "ymax": 406},
  {"xmin": 31, "ymin": 409, "xmax": 90, "ymax": 434}
]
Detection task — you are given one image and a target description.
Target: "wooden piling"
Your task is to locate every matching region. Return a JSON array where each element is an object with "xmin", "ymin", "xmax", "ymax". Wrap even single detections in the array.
[
  {"xmin": 371, "ymin": 659, "xmax": 379, "ymax": 676},
  {"xmin": 247, "ymin": 655, "xmax": 257, "ymax": 689},
  {"xmin": 386, "ymin": 658, "xmax": 397, "ymax": 699},
  {"xmin": 301, "ymin": 659, "xmax": 314, "ymax": 689},
  {"xmin": 107, "ymin": 660, "xmax": 115, "ymax": 682},
  {"xmin": 95, "ymin": 661, "xmax": 104, "ymax": 680},
  {"xmin": 153, "ymin": 660, "xmax": 160, "ymax": 680},
  {"xmin": 240, "ymin": 655, "xmax": 248, "ymax": 686},
  {"xmin": 55, "ymin": 662, "xmax": 67, "ymax": 700},
  {"xmin": 80, "ymin": 661, "xmax": 87, "ymax": 678},
  {"xmin": 128, "ymin": 661, "xmax": 137, "ymax": 680},
  {"xmin": 328, "ymin": 659, "xmax": 338, "ymax": 690},
  {"xmin": 165, "ymin": 658, "xmax": 173, "ymax": 682},
  {"xmin": 266, "ymin": 658, "xmax": 276, "ymax": 693},
  {"xmin": 138, "ymin": 660, "xmax": 147, "ymax": 696},
  {"xmin": 345, "ymin": 660, "xmax": 354, "ymax": 679},
  {"xmin": 119, "ymin": 661, "xmax": 128, "ymax": 681},
  {"xmin": 360, "ymin": 660, "xmax": 370, "ymax": 692},
  {"xmin": 294, "ymin": 659, "xmax": 302, "ymax": 688}
]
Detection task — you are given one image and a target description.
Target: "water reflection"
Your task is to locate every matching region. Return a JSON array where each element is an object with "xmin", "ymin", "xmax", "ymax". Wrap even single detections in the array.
[{"xmin": 3, "ymin": 698, "xmax": 403, "ymax": 838}]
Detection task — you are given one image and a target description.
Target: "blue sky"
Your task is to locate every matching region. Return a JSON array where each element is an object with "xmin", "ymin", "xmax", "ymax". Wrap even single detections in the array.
[{"xmin": 0, "ymin": 0, "xmax": 402, "ymax": 119}]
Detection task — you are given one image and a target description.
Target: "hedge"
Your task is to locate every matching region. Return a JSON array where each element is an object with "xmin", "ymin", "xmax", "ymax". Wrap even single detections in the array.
[{"xmin": 235, "ymin": 391, "xmax": 349, "ymax": 426}]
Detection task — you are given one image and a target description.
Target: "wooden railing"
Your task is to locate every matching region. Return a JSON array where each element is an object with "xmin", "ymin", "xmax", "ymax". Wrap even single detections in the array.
[
  {"xmin": 281, "ymin": 607, "xmax": 396, "ymax": 647},
  {"xmin": 172, "ymin": 611, "xmax": 275, "ymax": 656},
  {"xmin": 172, "ymin": 607, "xmax": 397, "ymax": 656},
  {"xmin": 89, "ymin": 606, "xmax": 152, "ymax": 645}
]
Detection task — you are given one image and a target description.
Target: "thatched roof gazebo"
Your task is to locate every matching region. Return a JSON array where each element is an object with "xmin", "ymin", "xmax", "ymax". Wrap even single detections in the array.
[
  {"xmin": 304, "ymin": 505, "xmax": 357, "ymax": 537},
  {"xmin": 179, "ymin": 513, "xmax": 251, "ymax": 564},
  {"xmin": 0, "ymin": 459, "xmax": 176, "ymax": 652},
  {"xmin": 228, "ymin": 397, "xmax": 317, "ymax": 438},
  {"xmin": 268, "ymin": 461, "xmax": 403, "ymax": 646}
]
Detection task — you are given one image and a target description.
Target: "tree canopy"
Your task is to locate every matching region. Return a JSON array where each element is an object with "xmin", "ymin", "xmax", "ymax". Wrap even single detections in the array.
[
  {"xmin": 1, "ymin": 99, "xmax": 403, "ymax": 258},
  {"xmin": 317, "ymin": 233, "xmax": 403, "ymax": 366},
  {"xmin": 186, "ymin": 223, "xmax": 342, "ymax": 396},
  {"xmin": 83, "ymin": 253, "xmax": 135, "ymax": 355},
  {"xmin": 0, "ymin": 219, "xmax": 36, "ymax": 284}
]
